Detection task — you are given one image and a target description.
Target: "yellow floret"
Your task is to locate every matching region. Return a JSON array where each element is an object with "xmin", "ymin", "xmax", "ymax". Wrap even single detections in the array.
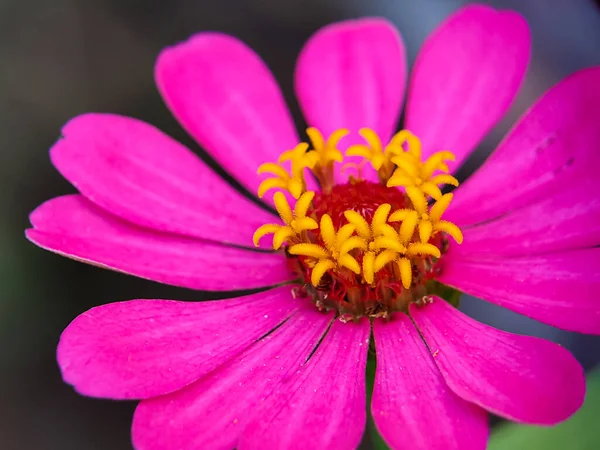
[
  {"xmin": 257, "ymin": 142, "xmax": 317, "ymax": 199},
  {"xmin": 387, "ymin": 149, "xmax": 458, "ymax": 200},
  {"xmin": 253, "ymin": 191, "xmax": 317, "ymax": 249},
  {"xmin": 389, "ymin": 187, "xmax": 463, "ymax": 244},
  {"xmin": 288, "ymin": 214, "xmax": 365, "ymax": 286}
]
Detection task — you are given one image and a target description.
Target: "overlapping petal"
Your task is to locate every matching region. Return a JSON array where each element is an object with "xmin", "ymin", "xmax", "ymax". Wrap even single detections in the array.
[
  {"xmin": 57, "ymin": 287, "xmax": 300, "ymax": 400},
  {"xmin": 405, "ymin": 5, "xmax": 530, "ymax": 172},
  {"xmin": 457, "ymin": 179, "xmax": 600, "ymax": 258},
  {"xmin": 132, "ymin": 308, "xmax": 332, "ymax": 449},
  {"xmin": 51, "ymin": 113, "xmax": 277, "ymax": 248},
  {"xmin": 295, "ymin": 18, "xmax": 407, "ymax": 183},
  {"xmin": 27, "ymin": 195, "xmax": 294, "ymax": 291},
  {"xmin": 448, "ymin": 66, "xmax": 600, "ymax": 226},
  {"xmin": 411, "ymin": 298, "xmax": 585, "ymax": 425},
  {"xmin": 156, "ymin": 32, "xmax": 301, "ymax": 205},
  {"xmin": 238, "ymin": 318, "xmax": 370, "ymax": 450},
  {"xmin": 439, "ymin": 247, "xmax": 600, "ymax": 334},
  {"xmin": 373, "ymin": 313, "xmax": 489, "ymax": 450}
]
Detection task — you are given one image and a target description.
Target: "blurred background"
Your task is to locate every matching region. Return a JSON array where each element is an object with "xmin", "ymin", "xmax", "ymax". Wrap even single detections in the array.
[{"xmin": 1, "ymin": 0, "xmax": 600, "ymax": 448}]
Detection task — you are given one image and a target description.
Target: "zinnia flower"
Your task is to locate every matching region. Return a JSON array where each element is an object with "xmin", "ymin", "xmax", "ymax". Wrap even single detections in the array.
[{"xmin": 27, "ymin": 4, "xmax": 600, "ymax": 450}]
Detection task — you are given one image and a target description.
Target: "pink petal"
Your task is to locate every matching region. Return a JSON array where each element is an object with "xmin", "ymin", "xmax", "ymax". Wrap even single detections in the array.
[
  {"xmin": 438, "ymin": 247, "xmax": 600, "ymax": 334},
  {"xmin": 51, "ymin": 113, "xmax": 276, "ymax": 248},
  {"xmin": 448, "ymin": 66, "xmax": 600, "ymax": 227},
  {"xmin": 27, "ymin": 195, "xmax": 293, "ymax": 291},
  {"xmin": 57, "ymin": 287, "xmax": 300, "ymax": 400},
  {"xmin": 156, "ymin": 33, "xmax": 303, "ymax": 204},
  {"xmin": 405, "ymin": 5, "xmax": 530, "ymax": 171},
  {"xmin": 295, "ymin": 18, "xmax": 407, "ymax": 183},
  {"xmin": 373, "ymin": 313, "xmax": 489, "ymax": 450},
  {"xmin": 410, "ymin": 298, "xmax": 585, "ymax": 425},
  {"xmin": 238, "ymin": 318, "xmax": 370, "ymax": 450},
  {"xmin": 132, "ymin": 308, "xmax": 333, "ymax": 450},
  {"xmin": 457, "ymin": 179, "xmax": 600, "ymax": 258}
]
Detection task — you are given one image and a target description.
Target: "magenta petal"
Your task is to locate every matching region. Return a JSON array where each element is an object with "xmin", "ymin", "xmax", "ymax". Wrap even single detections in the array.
[
  {"xmin": 448, "ymin": 66, "xmax": 600, "ymax": 226},
  {"xmin": 373, "ymin": 313, "xmax": 488, "ymax": 450},
  {"xmin": 405, "ymin": 5, "xmax": 530, "ymax": 171},
  {"xmin": 439, "ymin": 247, "xmax": 600, "ymax": 334},
  {"xmin": 295, "ymin": 18, "xmax": 407, "ymax": 183},
  {"xmin": 57, "ymin": 287, "xmax": 300, "ymax": 400},
  {"xmin": 132, "ymin": 309, "xmax": 333, "ymax": 449},
  {"xmin": 457, "ymin": 179, "xmax": 600, "ymax": 258},
  {"xmin": 156, "ymin": 33, "xmax": 301, "ymax": 204},
  {"xmin": 238, "ymin": 318, "xmax": 370, "ymax": 450},
  {"xmin": 51, "ymin": 113, "xmax": 276, "ymax": 248},
  {"xmin": 410, "ymin": 298, "xmax": 585, "ymax": 425},
  {"xmin": 27, "ymin": 195, "xmax": 293, "ymax": 291}
]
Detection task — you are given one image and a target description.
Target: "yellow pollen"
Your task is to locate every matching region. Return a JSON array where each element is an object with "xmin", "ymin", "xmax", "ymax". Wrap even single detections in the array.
[
  {"xmin": 288, "ymin": 214, "xmax": 365, "ymax": 286},
  {"xmin": 306, "ymin": 127, "xmax": 348, "ymax": 190},
  {"xmin": 390, "ymin": 187, "xmax": 463, "ymax": 244},
  {"xmin": 253, "ymin": 191, "xmax": 317, "ymax": 249},
  {"xmin": 380, "ymin": 130, "xmax": 459, "ymax": 200},
  {"xmin": 345, "ymin": 128, "xmax": 407, "ymax": 182}
]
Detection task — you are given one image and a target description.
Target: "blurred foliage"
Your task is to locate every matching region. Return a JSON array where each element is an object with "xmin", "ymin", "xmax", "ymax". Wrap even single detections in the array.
[{"xmin": 488, "ymin": 368, "xmax": 600, "ymax": 450}]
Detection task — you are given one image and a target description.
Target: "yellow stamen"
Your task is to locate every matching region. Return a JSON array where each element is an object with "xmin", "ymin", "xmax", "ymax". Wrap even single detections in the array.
[
  {"xmin": 252, "ymin": 191, "xmax": 317, "ymax": 249},
  {"xmin": 384, "ymin": 131, "xmax": 457, "ymax": 200},
  {"xmin": 343, "ymin": 210, "xmax": 371, "ymax": 240},
  {"xmin": 289, "ymin": 242, "xmax": 330, "ymax": 259},
  {"xmin": 421, "ymin": 151, "xmax": 456, "ymax": 180},
  {"xmin": 346, "ymin": 128, "xmax": 407, "ymax": 182},
  {"xmin": 400, "ymin": 188, "xmax": 463, "ymax": 244},
  {"xmin": 389, "ymin": 129, "xmax": 422, "ymax": 159},
  {"xmin": 374, "ymin": 249, "xmax": 398, "ymax": 272},
  {"xmin": 343, "ymin": 204, "xmax": 400, "ymax": 284},
  {"xmin": 278, "ymin": 142, "xmax": 316, "ymax": 174},
  {"xmin": 362, "ymin": 251, "xmax": 376, "ymax": 284},
  {"xmin": 305, "ymin": 127, "xmax": 347, "ymax": 190},
  {"xmin": 257, "ymin": 163, "xmax": 305, "ymax": 199},
  {"xmin": 398, "ymin": 258, "xmax": 413, "ymax": 289},
  {"xmin": 288, "ymin": 213, "xmax": 364, "ymax": 286},
  {"xmin": 430, "ymin": 174, "xmax": 459, "ymax": 187},
  {"xmin": 258, "ymin": 142, "xmax": 317, "ymax": 199},
  {"xmin": 363, "ymin": 216, "xmax": 442, "ymax": 288},
  {"xmin": 310, "ymin": 260, "xmax": 336, "ymax": 287}
]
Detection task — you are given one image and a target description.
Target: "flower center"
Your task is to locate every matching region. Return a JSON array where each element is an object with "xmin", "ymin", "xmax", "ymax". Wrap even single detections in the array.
[
  {"xmin": 253, "ymin": 127, "xmax": 463, "ymax": 320},
  {"xmin": 311, "ymin": 180, "xmax": 408, "ymax": 228}
]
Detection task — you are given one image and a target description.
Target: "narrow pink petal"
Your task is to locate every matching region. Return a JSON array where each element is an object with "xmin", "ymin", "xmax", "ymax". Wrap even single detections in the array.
[
  {"xmin": 57, "ymin": 287, "xmax": 300, "ymax": 400},
  {"xmin": 132, "ymin": 308, "xmax": 333, "ymax": 450},
  {"xmin": 27, "ymin": 195, "xmax": 294, "ymax": 291},
  {"xmin": 410, "ymin": 298, "xmax": 585, "ymax": 425},
  {"xmin": 51, "ymin": 113, "xmax": 276, "ymax": 248},
  {"xmin": 447, "ymin": 66, "xmax": 600, "ymax": 227},
  {"xmin": 295, "ymin": 18, "xmax": 407, "ymax": 183},
  {"xmin": 458, "ymin": 179, "xmax": 600, "ymax": 257},
  {"xmin": 156, "ymin": 33, "xmax": 303, "ymax": 204},
  {"xmin": 238, "ymin": 318, "xmax": 370, "ymax": 450},
  {"xmin": 438, "ymin": 247, "xmax": 600, "ymax": 334},
  {"xmin": 405, "ymin": 5, "xmax": 530, "ymax": 171},
  {"xmin": 373, "ymin": 313, "xmax": 488, "ymax": 450}
]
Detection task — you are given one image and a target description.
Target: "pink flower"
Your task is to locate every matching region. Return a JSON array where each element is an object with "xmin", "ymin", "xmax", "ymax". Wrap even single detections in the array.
[{"xmin": 26, "ymin": 4, "xmax": 600, "ymax": 450}]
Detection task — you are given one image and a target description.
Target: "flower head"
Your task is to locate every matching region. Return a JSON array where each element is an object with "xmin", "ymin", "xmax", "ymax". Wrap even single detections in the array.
[{"xmin": 26, "ymin": 5, "xmax": 600, "ymax": 450}]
